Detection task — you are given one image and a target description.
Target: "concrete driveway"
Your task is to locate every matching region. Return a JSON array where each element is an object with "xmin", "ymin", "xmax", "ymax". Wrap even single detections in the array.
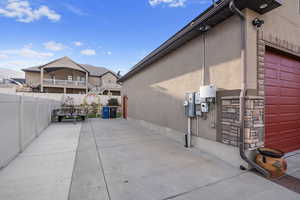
[
  {"xmin": 0, "ymin": 123, "xmax": 81, "ymax": 200},
  {"xmin": 69, "ymin": 119, "xmax": 300, "ymax": 200}
]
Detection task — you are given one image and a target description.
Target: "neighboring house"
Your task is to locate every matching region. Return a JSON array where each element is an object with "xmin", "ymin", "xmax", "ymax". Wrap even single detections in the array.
[
  {"xmin": 22, "ymin": 57, "xmax": 121, "ymax": 95},
  {"xmin": 119, "ymin": 0, "xmax": 300, "ymax": 168}
]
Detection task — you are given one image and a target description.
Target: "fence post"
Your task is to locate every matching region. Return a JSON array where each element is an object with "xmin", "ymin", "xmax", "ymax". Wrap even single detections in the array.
[
  {"xmin": 35, "ymin": 97, "xmax": 39, "ymax": 137},
  {"xmin": 18, "ymin": 94, "xmax": 24, "ymax": 152}
]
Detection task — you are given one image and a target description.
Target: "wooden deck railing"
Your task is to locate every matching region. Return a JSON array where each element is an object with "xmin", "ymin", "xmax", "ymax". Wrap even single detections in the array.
[{"xmin": 43, "ymin": 79, "xmax": 86, "ymax": 87}]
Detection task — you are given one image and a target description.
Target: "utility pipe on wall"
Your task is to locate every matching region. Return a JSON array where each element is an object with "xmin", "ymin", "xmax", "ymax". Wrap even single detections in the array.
[{"xmin": 229, "ymin": 0, "xmax": 270, "ymax": 177}]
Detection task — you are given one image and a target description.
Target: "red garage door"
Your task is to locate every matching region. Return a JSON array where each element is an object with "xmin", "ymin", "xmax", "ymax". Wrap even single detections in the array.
[{"xmin": 265, "ymin": 49, "xmax": 300, "ymax": 153}]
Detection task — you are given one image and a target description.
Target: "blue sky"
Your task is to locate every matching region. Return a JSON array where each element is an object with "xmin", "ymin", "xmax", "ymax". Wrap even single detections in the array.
[{"xmin": 0, "ymin": 0, "xmax": 212, "ymax": 74}]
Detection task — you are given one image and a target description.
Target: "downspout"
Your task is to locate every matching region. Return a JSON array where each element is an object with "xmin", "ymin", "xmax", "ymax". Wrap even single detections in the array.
[{"xmin": 229, "ymin": 0, "xmax": 270, "ymax": 177}]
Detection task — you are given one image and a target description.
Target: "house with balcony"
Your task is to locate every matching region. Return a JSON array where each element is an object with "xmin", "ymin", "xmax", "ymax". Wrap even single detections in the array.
[{"xmin": 22, "ymin": 57, "xmax": 121, "ymax": 95}]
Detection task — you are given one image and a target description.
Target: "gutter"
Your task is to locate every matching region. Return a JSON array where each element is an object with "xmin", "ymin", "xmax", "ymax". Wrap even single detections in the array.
[
  {"xmin": 229, "ymin": 0, "xmax": 270, "ymax": 177},
  {"xmin": 119, "ymin": 0, "xmax": 232, "ymax": 82},
  {"xmin": 118, "ymin": 0, "xmax": 282, "ymax": 83}
]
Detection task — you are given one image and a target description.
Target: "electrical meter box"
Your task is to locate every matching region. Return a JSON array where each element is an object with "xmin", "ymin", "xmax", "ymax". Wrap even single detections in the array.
[
  {"xmin": 184, "ymin": 92, "xmax": 195, "ymax": 117},
  {"xmin": 201, "ymin": 102, "xmax": 209, "ymax": 113},
  {"xmin": 195, "ymin": 92, "xmax": 202, "ymax": 105}
]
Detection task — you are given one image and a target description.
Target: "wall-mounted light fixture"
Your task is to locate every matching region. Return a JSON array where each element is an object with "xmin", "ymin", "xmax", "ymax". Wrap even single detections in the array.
[
  {"xmin": 259, "ymin": 3, "xmax": 268, "ymax": 9},
  {"xmin": 252, "ymin": 18, "xmax": 264, "ymax": 28},
  {"xmin": 196, "ymin": 25, "xmax": 211, "ymax": 32}
]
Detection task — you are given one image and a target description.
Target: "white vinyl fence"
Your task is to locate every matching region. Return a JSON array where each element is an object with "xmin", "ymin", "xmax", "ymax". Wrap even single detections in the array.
[
  {"xmin": 0, "ymin": 93, "xmax": 60, "ymax": 169},
  {"xmin": 2, "ymin": 92, "xmax": 122, "ymax": 106}
]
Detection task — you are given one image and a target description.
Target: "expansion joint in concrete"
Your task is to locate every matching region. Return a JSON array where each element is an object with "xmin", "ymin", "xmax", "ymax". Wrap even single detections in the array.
[{"xmin": 89, "ymin": 120, "xmax": 112, "ymax": 200}]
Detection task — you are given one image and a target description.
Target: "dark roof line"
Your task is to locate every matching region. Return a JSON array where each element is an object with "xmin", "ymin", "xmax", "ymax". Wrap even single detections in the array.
[
  {"xmin": 22, "ymin": 57, "xmax": 118, "ymax": 77},
  {"xmin": 119, "ymin": 0, "xmax": 282, "ymax": 82}
]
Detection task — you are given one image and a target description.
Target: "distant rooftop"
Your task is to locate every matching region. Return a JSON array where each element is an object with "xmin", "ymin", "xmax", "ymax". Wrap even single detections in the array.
[{"xmin": 22, "ymin": 57, "xmax": 118, "ymax": 77}]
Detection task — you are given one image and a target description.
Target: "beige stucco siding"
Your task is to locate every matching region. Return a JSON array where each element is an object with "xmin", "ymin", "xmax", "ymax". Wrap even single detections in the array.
[
  {"xmin": 88, "ymin": 76, "xmax": 101, "ymax": 86},
  {"xmin": 101, "ymin": 73, "xmax": 117, "ymax": 86},
  {"xmin": 122, "ymin": 16, "xmax": 242, "ymax": 141},
  {"xmin": 246, "ymin": 0, "xmax": 300, "ymax": 89},
  {"xmin": 25, "ymin": 72, "xmax": 40, "ymax": 86}
]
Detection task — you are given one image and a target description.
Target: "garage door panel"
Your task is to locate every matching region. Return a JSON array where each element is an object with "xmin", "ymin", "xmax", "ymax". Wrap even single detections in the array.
[
  {"xmin": 280, "ymin": 88, "xmax": 300, "ymax": 97},
  {"xmin": 279, "ymin": 113, "xmax": 300, "ymax": 122},
  {"xmin": 268, "ymin": 137, "xmax": 300, "ymax": 150},
  {"xmin": 265, "ymin": 86, "xmax": 279, "ymax": 96},
  {"xmin": 265, "ymin": 114, "xmax": 280, "ymax": 124},
  {"xmin": 279, "ymin": 97, "xmax": 298, "ymax": 105},
  {"xmin": 279, "ymin": 121, "xmax": 300, "ymax": 131},
  {"xmin": 265, "ymin": 96, "xmax": 280, "ymax": 105},
  {"xmin": 265, "ymin": 123, "xmax": 281, "ymax": 133},
  {"xmin": 280, "ymin": 57, "xmax": 299, "ymax": 68},
  {"xmin": 279, "ymin": 105, "xmax": 300, "ymax": 114},
  {"xmin": 265, "ymin": 78, "xmax": 281, "ymax": 87},
  {"xmin": 266, "ymin": 130, "xmax": 300, "ymax": 143},
  {"xmin": 265, "ymin": 105, "xmax": 280, "ymax": 114},
  {"xmin": 266, "ymin": 122, "xmax": 299, "ymax": 133},
  {"xmin": 280, "ymin": 71, "xmax": 300, "ymax": 83},
  {"xmin": 265, "ymin": 113, "xmax": 300, "ymax": 124},
  {"xmin": 279, "ymin": 64, "xmax": 300, "ymax": 75},
  {"xmin": 280, "ymin": 80, "xmax": 300, "ymax": 89},
  {"xmin": 265, "ymin": 52, "xmax": 281, "ymax": 64},
  {"xmin": 265, "ymin": 50, "xmax": 300, "ymax": 152},
  {"xmin": 266, "ymin": 97, "xmax": 299, "ymax": 105},
  {"xmin": 265, "ymin": 68, "xmax": 278, "ymax": 79},
  {"xmin": 265, "ymin": 63, "xmax": 279, "ymax": 70}
]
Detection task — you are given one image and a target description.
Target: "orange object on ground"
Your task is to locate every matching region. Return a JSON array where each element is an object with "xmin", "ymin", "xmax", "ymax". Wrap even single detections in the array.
[{"xmin": 255, "ymin": 148, "xmax": 287, "ymax": 178}]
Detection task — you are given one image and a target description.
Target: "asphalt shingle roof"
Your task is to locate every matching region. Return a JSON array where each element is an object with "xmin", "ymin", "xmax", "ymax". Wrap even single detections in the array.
[{"xmin": 22, "ymin": 57, "xmax": 115, "ymax": 77}]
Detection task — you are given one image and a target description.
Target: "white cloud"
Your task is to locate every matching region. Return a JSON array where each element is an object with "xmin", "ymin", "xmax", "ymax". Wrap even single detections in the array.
[
  {"xmin": 0, "ymin": 54, "xmax": 8, "ymax": 59},
  {"xmin": 0, "ymin": 59, "xmax": 46, "ymax": 71},
  {"xmin": 81, "ymin": 49, "xmax": 96, "ymax": 56},
  {"xmin": 44, "ymin": 41, "xmax": 67, "ymax": 51},
  {"xmin": 1, "ymin": 47, "xmax": 53, "ymax": 58},
  {"xmin": 107, "ymin": 51, "xmax": 112, "ymax": 55},
  {"xmin": 149, "ymin": 0, "xmax": 186, "ymax": 7},
  {"xmin": 64, "ymin": 3, "xmax": 88, "ymax": 16},
  {"xmin": 0, "ymin": 0, "xmax": 61, "ymax": 23},
  {"xmin": 73, "ymin": 41, "xmax": 83, "ymax": 47}
]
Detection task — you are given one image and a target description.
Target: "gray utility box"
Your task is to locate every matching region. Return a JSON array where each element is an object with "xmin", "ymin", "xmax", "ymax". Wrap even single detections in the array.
[{"xmin": 184, "ymin": 92, "xmax": 196, "ymax": 118}]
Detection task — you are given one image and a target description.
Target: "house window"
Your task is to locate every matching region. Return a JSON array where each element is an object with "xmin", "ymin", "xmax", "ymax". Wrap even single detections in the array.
[
  {"xmin": 67, "ymin": 76, "xmax": 73, "ymax": 81},
  {"xmin": 77, "ymin": 76, "xmax": 85, "ymax": 82}
]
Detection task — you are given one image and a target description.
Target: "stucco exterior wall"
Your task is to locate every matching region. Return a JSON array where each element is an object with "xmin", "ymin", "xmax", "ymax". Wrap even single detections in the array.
[
  {"xmin": 88, "ymin": 76, "xmax": 101, "ymax": 87},
  {"xmin": 101, "ymin": 73, "xmax": 118, "ymax": 86},
  {"xmin": 245, "ymin": 0, "xmax": 300, "ymax": 90},
  {"xmin": 122, "ymin": 16, "xmax": 242, "ymax": 141},
  {"xmin": 25, "ymin": 72, "xmax": 40, "ymax": 86}
]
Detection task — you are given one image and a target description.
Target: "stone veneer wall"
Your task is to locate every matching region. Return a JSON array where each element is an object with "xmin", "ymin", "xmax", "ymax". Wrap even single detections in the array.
[{"xmin": 221, "ymin": 96, "xmax": 264, "ymax": 150}]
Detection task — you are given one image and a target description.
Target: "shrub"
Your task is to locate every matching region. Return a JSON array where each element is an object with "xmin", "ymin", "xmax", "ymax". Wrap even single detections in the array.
[{"xmin": 107, "ymin": 98, "xmax": 119, "ymax": 106}]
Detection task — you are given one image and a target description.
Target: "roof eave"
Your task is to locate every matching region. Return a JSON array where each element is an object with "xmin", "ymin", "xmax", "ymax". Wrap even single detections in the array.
[{"xmin": 118, "ymin": 0, "xmax": 282, "ymax": 82}]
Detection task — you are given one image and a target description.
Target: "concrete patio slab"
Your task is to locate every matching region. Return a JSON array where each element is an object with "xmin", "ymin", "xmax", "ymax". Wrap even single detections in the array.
[
  {"xmin": 172, "ymin": 172, "xmax": 300, "ymax": 200},
  {"xmin": 0, "ymin": 122, "xmax": 81, "ymax": 200},
  {"xmin": 70, "ymin": 119, "xmax": 300, "ymax": 200},
  {"xmin": 68, "ymin": 121, "xmax": 109, "ymax": 200}
]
